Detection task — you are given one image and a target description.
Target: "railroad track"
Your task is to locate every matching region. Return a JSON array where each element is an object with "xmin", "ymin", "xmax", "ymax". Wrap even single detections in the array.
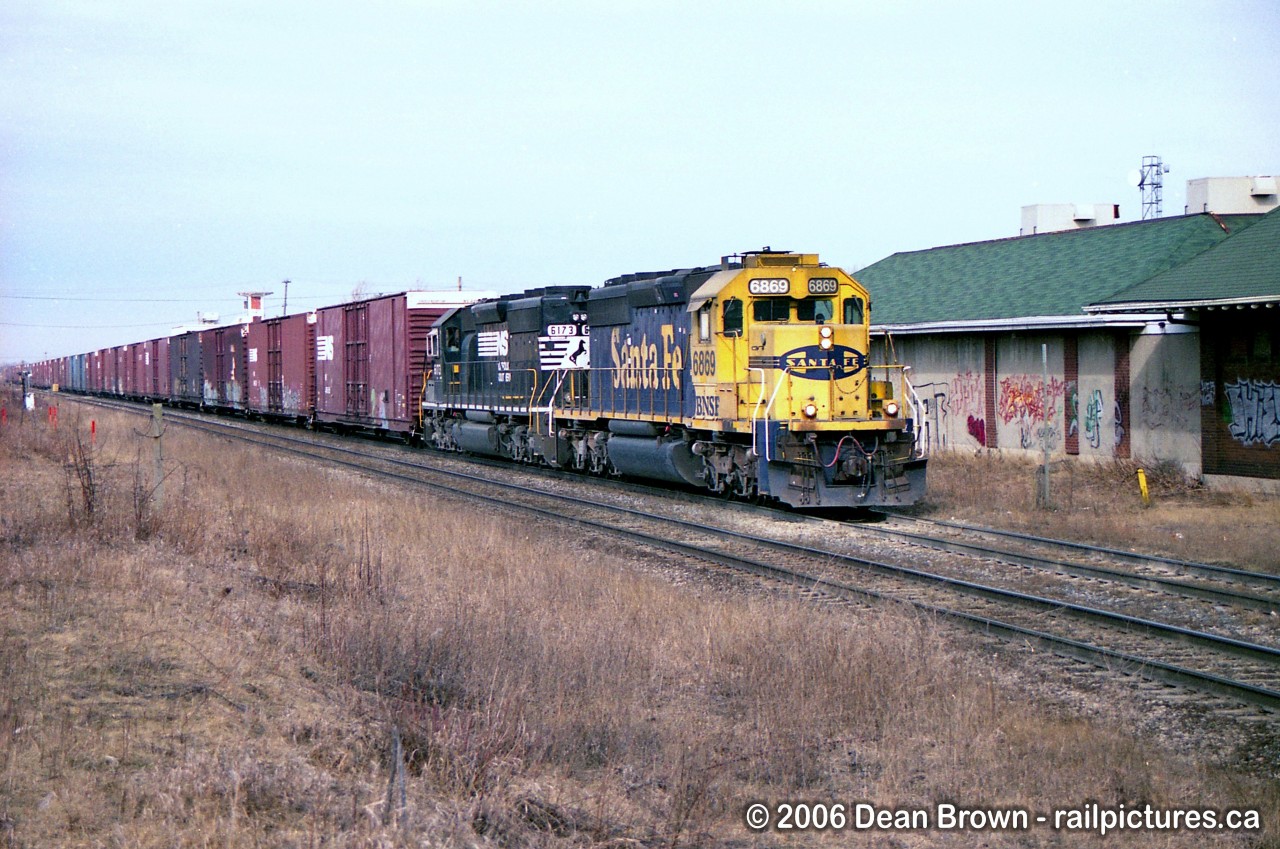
[
  {"xmin": 63, "ymin": 395, "xmax": 1280, "ymax": 716},
  {"xmin": 874, "ymin": 509, "xmax": 1280, "ymax": 597}
]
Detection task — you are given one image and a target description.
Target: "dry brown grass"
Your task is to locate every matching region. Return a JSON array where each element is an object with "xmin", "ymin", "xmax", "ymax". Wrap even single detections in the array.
[
  {"xmin": 2, "ymin": 390, "xmax": 1277, "ymax": 847},
  {"xmin": 912, "ymin": 451, "xmax": 1280, "ymax": 573}
]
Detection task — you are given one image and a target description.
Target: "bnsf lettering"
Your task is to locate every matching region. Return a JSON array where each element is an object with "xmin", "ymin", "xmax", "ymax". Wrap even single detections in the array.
[
  {"xmin": 609, "ymin": 324, "xmax": 684, "ymax": 390},
  {"xmin": 694, "ymin": 394, "xmax": 719, "ymax": 419}
]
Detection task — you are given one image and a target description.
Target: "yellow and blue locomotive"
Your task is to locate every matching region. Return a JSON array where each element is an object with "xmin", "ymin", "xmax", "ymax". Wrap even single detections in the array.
[{"xmin": 422, "ymin": 250, "xmax": 926, "ymax": 509}]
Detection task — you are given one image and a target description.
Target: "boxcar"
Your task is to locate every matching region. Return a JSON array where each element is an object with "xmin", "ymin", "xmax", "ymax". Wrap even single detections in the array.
[
  {"xmin": 29, "ymin": 359, "xmax": 52, "ymax": 389},
  {"xmin": 102, "ymin": 347, "xmax": 121, "ymax": 396},
  {"xmin": 142, "ymin": 336, "xmax": 171, "ymax": 400},
  {"xmin": 127, "ymin": 342, "xmax": 146, "ymax": 399},
  {"xmin": 86, "ymin": 350, "xmax": 101, "ymax": 394},
  {"xmin": 51, "ymin": 358, "xmax": 67, "ymax": 392},
  {"xmin": 245, "ymin": 312, "xmax": 316, "ymax": 422},
  {"xmin": 199, "ymin": 324, "xmax": 250, "ymax": 411},
  {"xmin": 119, "ymin": 343, "xmax": 140, "ymax": 398},
  {"xmin": 315, "ymin": 291, "xmax": 485, "ymax": 435},
  {"xmin": 169, "ymin": 331, "xmax": 204, "ymax": 406},
  {"xmin": 68, "ymin": 353, "xmax": 86, "ymax": 393}
]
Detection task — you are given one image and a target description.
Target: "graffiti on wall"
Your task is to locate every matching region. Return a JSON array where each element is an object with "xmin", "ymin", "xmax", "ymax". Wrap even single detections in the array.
[
  {"xmin": 1139, "ymin": 386, "xmax": 1198, "ymax": 430},
  {"xmin": 1201, "ymin": 381, "xmax": 1217, "ymax": 407},
  {"xmin": 998, "ymin": 374, "xmax": 1067, "ymax": 450},
  {"xmin": 1084, "ymin": 389, "xmax": 1104, "ymax": 450},
  {"xmin": 1065, "ymin": 381, "xmax": 1079, "ymax": 441},
  {"xmin": 951, "ymin": 371, "xmax": 983, "ymax": 419},
  {"xmin": 1224, "ymin": 378, "xmax": 1280, "ymax": 447},
  {"xmin": 997, "ymin": 375, "xmax": 1066, "ymax": 424},
  {"xmin": 909, "ymin": 372, "xmax": 989, "ymax": 450},
  {"xmin": 1019, "ymin": 421, "xmax": 1062, "ymax": 450},
  {"xmin": 967, "ymin": 415, "xmax": 987, "ymax": 447},
  {"xmin": 914, "ymin": 383, "xmax": 951, "ymax": 453}
]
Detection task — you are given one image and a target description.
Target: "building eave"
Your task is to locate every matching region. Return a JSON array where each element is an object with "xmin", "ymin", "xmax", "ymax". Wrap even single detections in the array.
[
  {"xmin": 871, "ymin": 313, "xmax": 1163, "ymax": 336},
  {"xmin": 1084, "ymin": 295, "xmax": 1280, "ymax": 314}
]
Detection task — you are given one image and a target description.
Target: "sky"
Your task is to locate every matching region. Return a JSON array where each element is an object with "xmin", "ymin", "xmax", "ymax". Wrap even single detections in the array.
[{"xmin": 2, "ymin": 0, "xmax": 1278, "ymax": 363}]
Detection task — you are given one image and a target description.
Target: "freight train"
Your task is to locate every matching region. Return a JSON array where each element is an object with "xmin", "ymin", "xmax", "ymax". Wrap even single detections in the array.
[{"xmin": 19, "ymin": 250, "xmax": 926, "ymax": 509}]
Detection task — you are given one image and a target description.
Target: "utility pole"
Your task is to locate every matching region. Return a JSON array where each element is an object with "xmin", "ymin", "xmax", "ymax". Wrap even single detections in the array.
[
  {"xmin": 150, "ymin": 403, "xmax": 164, "ymax": 510},
  {"xmin": 1040, "ymin": 343, "xmax": 1051, "ymax": 508}
]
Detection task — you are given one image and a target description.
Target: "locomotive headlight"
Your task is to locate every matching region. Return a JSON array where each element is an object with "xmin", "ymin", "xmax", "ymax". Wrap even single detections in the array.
[
  {"xmin": 818, "ymin": 326, "xmax": 834, "ymax": 350},
  {"xmin": 802, "ymin": 403, "xmax": 818, "ymax": 419},
  {"xmin": 819, "ymin": 326, "xmax": 833, "ymax": 338},
  {"xmin": 884, "ymin": 400, "xmax": 900, "ymax": 418}
]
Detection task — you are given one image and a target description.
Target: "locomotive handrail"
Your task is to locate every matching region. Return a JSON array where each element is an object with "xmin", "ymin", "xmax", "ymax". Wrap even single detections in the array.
[
  {"xmin": 902, "ymin": 367, "xmax": 926, "ymax": 456},
  {"xmin": 749, "ymin": 367, "xmax": 768, "ymax": 457},
  {"xmin": 760, "ymin": 367, "xmax": 794, "ymax": 462},
  {"xmin": 539, "ymin": 369, "xmax": 571, "ymax": 435}
]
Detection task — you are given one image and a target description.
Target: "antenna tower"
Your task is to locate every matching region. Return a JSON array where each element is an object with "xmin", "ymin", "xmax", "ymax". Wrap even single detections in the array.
[{"xmin": 1138, "ymin": 155, "xmax": 1170, "ymax": 219}]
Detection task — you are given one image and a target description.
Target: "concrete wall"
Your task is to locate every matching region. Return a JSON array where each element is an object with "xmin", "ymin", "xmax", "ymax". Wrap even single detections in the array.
[
  {"xmin": 1076, "ymin": 333, "xmax": 1122, "ymax": 460},
  {"xmin": 992, "ymin": 335, "xmax": 1063, "ymax": 454},
  {"xmin": 1130, "ymin": 325, "xmax": 1202, "ymax": 476},
  {"xmin": 883, "ymin": 326, "xmax": 1203, "ymax": 473},
  {"xmin": 889, "ymin": 335, "xmax": 986, "ymax": 454}
]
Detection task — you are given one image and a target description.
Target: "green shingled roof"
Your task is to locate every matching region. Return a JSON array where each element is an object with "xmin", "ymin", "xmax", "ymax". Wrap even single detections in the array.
[
  {"xmin": 857, "ymin": 213, "xmax": 1261, "ymax": 326},
  {"xmin": 1089, "ymin": 206, "xmax": 1280, "ymax": 309}
]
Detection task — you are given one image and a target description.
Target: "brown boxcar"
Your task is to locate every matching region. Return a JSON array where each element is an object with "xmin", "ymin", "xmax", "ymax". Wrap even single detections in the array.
[
  {"xmin": 245, "ymin": 312, "xmax": 316, "ymax": 422},
  {"xmin": 102, "ymin": 346, "xmax": 121, "ymax": 396},
  {"xmin": 51, "ymin": 358, "xmax": 67, "ymax": 391},
  {"xmin": 199, "ymin": 324, "xmax": 249, "ymax": 410},
  {"xmin": 127, "ymin": 343, "xmax": 146, "ymax": 398},
  {"xmin": 87, "ymin": 350, "xmax": 103, "ymax": 394},
  {"xmin": 314, "ymin": 292, "xmax": 479, "ymax": 435},
  {"xmin": 29, "ymin": 359, "xmax": 53, "ymax": 389},
  {"xmin": 143, "ymin": 336, "xmax": 171, "ymax": 399},
  {"xmin": 120, "ymin": 343, "xmax": 140, "ymax": 398}
]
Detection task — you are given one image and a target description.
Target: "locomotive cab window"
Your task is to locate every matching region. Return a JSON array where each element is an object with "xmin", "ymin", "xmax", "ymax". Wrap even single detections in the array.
[
  {"xmin": 797, "ymin": 298, "xmax": 834, "ymax": 323},
  {"xmin": 698, "ymin": 304, "xmax": 712, "ymax": 341},
  {"xmin": 843, "ymin": 297, "xmax": 865, "ymax": 325},
  {"xmin": 444, "ymin": 326, "xmax": 461, "ymax": 354},
  {"xmin": 752, "ymin": 298, "xmax": 792, "ymax": 322},
  {"xmin": 722, "ymin": 298, "xmax": 743, "ymax": 337}
]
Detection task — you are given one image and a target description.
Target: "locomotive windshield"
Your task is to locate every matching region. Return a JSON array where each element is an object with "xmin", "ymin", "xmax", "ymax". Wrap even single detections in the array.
[
  {"xmin": 723, "ymin": 297, "xmax": 743, "ymax": 336},
  {"xmin": 750, "ymin": 297, "xmax": 835, "ymax": 324},
  {"xmin": 844, "ymin": 297, "xmax": 865, "ymax": 325}
]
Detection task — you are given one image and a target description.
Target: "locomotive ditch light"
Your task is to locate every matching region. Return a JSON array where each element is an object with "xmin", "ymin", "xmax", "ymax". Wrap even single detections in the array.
[
  {"xmin": 802, "ymin": 402, "xmax": 818, "ymax": 419},
  {"xmin": 884, "ymin": 400, "xmax": 900, "ymax": 418}
]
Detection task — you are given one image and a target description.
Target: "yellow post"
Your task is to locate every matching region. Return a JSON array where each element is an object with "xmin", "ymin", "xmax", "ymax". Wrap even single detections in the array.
[{"xmin": 1137, "ymin": 468, "xmax": 1150, "ymax": 507}]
